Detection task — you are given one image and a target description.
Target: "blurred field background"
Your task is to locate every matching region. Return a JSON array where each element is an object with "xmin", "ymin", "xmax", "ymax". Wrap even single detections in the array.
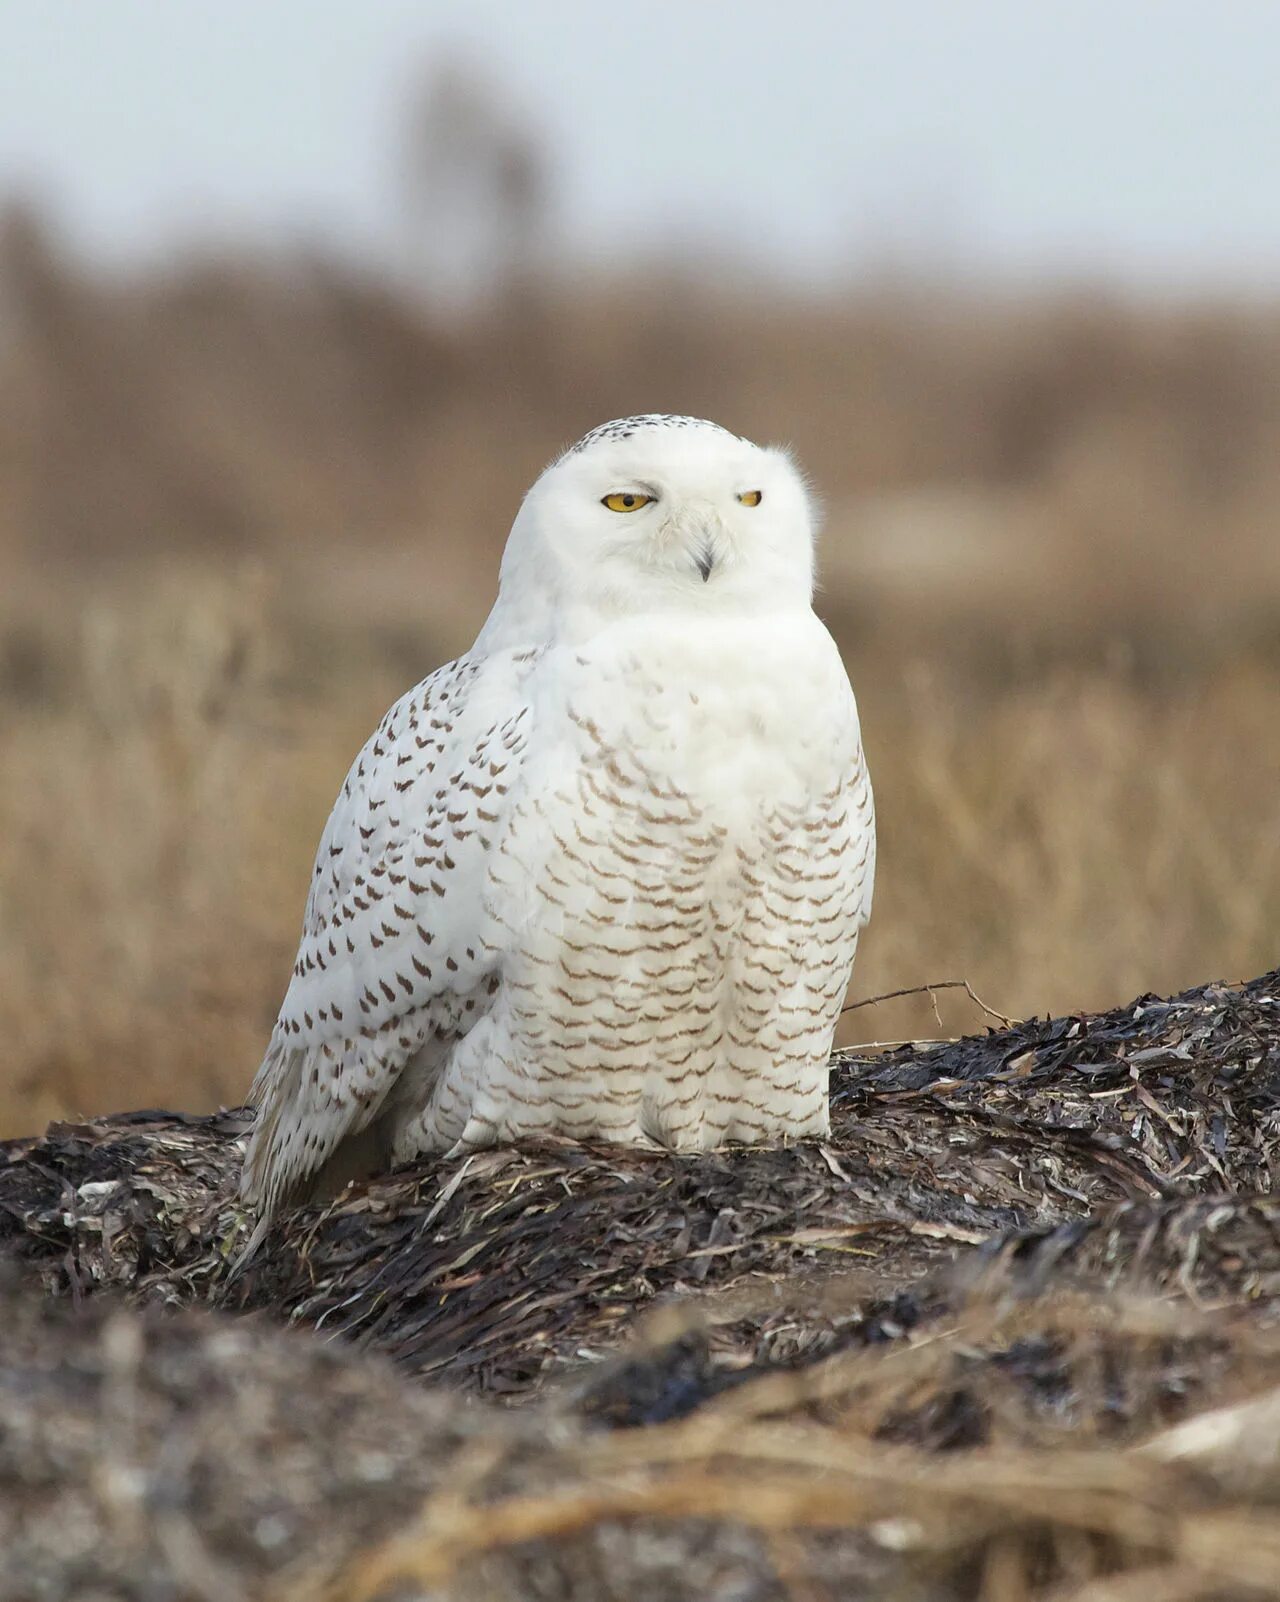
[{"xmin": 2, "ymin": 6, "xmax": 1279, "ymax": 1135}]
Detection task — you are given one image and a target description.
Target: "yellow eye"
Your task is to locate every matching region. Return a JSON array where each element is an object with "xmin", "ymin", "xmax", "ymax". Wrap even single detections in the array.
[
  {"xmin": 602, "ymin": 492, "xmax": 652, "ymax": 513},
  {"xmin": 738, "ymin": 490, "xmax": 763, "ymax": 507}
]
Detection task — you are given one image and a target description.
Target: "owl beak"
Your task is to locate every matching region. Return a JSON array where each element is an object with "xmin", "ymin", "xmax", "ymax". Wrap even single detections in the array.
[{"xmin": 668, "ymin": 504, "xmax": 723, "ymax": 582}]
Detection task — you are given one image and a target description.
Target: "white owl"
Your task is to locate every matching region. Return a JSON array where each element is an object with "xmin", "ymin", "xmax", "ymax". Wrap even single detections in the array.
[{"xmin": 242, "ymin": 416, "xmax": 875, "ymax": 1217}]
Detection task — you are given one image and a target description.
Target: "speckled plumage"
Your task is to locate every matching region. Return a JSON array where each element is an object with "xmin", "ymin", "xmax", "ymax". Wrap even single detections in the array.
[
  {"xmin": 242, "ymin": 417, "xmax": 874, "ymax": 1216},
  {"xmin": 567, "ymin": 413, "xmax": 740, "ymax": 454}
]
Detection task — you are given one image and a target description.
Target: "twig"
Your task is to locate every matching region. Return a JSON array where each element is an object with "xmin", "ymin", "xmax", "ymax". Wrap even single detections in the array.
[
  {"xmin": 841, "ymin": 979, "xmax": 1019, "ymax": 1029},
  {"xmin": 842, "ymin": 1038, "xmax": 958, "ymax": 1053}
]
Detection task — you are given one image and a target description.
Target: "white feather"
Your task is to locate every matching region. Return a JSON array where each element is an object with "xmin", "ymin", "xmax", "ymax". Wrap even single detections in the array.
[{"xmin": 242, "ymin": 417, "xmax": 874, "ymax": 1215}]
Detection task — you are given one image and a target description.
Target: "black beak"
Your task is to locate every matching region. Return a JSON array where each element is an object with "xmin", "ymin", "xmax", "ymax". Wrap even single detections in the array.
[{"xmin": 695, "ymin": 545, "xmax": 715, "ymax": 583}]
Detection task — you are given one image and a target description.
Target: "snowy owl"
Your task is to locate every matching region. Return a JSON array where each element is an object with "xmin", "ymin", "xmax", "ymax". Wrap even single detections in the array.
[{"xmin": 242, "ymin": 415, "xmax": 875, "ymax": 1217}]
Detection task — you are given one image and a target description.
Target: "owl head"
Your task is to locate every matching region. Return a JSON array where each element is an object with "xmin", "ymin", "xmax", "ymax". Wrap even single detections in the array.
[{"xmin": 494, "ymin": 415, "xmax": 818, "ymax": 626}]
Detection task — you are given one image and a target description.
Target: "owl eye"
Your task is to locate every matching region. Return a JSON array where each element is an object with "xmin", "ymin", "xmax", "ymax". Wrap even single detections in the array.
[
  {"xmin": 738, "ymin": 490, "xmax": 763, "ymax": 507},
  {"xmin": 602, "ymin": 492, "xmax": 652, "ymax": 513}
]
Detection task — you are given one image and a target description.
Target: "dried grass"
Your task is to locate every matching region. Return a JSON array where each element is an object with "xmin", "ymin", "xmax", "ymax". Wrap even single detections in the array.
[
  {"xmin": 2, "ymin": 210, "xmax": 1279, "ymax": 1140},
  {"xmin": 2, "ymin": 566, "xmax": 1277, "ymax": 1137}
]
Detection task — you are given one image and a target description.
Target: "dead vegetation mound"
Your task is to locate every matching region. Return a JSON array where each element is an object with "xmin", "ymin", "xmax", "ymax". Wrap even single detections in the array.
[{"xmin": 2, "ymin": 969, "xmax": 1279, "ymax": 1599}]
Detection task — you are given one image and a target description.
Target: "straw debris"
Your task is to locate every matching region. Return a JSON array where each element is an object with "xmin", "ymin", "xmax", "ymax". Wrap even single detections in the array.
[{"xmin": 1, "ymin": 967, "xmax": 1279, "ymax": 1599}]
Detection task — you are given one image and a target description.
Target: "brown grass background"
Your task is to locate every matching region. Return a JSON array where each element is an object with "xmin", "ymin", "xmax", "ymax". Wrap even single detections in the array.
[{"xmin": 1, "ymin": 176, "xmax": 1278, "ymax": 1138}]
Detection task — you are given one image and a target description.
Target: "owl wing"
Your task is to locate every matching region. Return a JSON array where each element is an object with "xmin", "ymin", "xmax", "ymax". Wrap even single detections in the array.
[{"xmin": 241, "ymin": 647, "xmax": 536, "ymax": 1216}]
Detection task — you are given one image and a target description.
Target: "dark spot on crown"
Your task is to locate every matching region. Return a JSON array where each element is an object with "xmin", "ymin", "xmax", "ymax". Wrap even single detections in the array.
[{"xmin": 565, "ymin": 415, "xmax": 742, "ymax": 457}]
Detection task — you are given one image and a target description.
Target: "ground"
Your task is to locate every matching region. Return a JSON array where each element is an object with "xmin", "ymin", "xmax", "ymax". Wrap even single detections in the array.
[{"xmin": 1, "ymin": 969, "xmax": 1279, "ymax": 1599}]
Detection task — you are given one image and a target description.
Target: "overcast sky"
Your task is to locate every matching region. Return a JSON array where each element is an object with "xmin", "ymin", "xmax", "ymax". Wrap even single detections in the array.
[{"xmin": 2, "ymin": 0, "xmax": 1278, "ymax": 287}]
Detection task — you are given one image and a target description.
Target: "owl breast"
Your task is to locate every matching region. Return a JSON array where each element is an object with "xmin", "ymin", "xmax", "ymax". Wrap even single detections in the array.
[{"xmin": 398, "ymin": 614, "xmax": 873, "ymax": 1157}]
